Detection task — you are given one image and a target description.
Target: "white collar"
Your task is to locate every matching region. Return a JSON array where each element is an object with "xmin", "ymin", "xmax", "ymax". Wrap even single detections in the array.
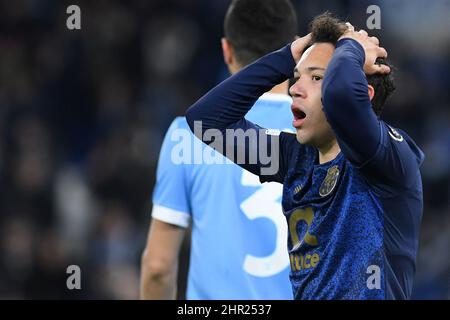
[{"xmin": 259, "ymin": 92, "xmax": 292, "ymax": 104}]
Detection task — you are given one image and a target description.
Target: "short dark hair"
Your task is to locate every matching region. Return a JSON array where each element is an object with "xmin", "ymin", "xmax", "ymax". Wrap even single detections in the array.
[
  {"xmin": 309, "ymin": 12, "xmax": 396, "ymax": 116},
  {"xmin": 224, "ymin": 0, "xmax": 298, "ymax": 66}
]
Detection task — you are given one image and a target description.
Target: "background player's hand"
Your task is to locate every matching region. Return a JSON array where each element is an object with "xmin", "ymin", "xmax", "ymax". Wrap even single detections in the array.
[
  {"xmin": 290, "ymin": 33, "xmax": 312, "ymax": 62},
  {"xmin": 339, "ymin": 23, "xmax": 391, "ymax": 75}
]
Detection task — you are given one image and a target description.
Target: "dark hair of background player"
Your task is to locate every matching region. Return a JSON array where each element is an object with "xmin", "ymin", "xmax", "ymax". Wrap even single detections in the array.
[{"xmin": 224, "ymin": 0, "xmax": 298, "ymax": 66}]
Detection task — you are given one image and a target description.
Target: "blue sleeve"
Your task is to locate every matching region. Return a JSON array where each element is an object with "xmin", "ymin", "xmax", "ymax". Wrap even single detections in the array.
[
  {"xmin": 152, "ymin": 118, "xmax": 191, "ymax": 227},
  {"xmin": 322, "ymin": 39, "xmax": 424, "ymax": 188},
  {"xmin": 185, "ymin": 45, "xmax": 297, "ymax": 182}
]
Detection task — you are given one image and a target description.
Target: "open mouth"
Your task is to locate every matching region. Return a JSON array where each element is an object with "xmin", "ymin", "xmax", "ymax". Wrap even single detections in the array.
[
  {"xmin": 292, "ymin": 108, "xmax": 306, "ymax": 121},
  {"xmin": 291, "ymin": 105, "xmax": 307, "ymax": 128}
]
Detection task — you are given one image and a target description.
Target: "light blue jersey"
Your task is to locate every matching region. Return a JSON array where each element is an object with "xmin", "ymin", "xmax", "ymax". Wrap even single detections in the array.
[{"xmin": 152, "ymin": 93, "xmax": 294, "ymax": 299}]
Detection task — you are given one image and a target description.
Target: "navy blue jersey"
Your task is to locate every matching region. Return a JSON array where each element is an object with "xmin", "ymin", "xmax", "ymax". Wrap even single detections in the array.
[{"xmin": 185, "ymin": 39, "xmax": 424, "ymax": 299}]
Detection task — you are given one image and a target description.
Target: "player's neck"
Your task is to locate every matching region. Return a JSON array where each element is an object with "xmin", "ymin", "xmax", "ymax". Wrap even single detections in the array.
[
  {"xmin": 235, "ymin": 64, "xmax": 289, "ymax": 95},
  {"xmin": 267, "ymin": 80, "xmax": 289, "ymax": 95},
  {"xmin": 318, "ymin": 140, "xmax": 341, "ymax": 164}
]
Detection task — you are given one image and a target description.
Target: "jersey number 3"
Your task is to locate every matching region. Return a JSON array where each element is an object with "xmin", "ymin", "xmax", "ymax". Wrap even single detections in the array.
[{"xmin": 240, "ymin": 170, "xmax": 289, "ymax": 277}]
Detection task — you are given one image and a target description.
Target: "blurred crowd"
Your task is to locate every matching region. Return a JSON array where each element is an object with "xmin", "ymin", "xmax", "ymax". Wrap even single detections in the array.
[{"xmin": 0, "ymin": 0, "xmax": 448, "ymax": 299}]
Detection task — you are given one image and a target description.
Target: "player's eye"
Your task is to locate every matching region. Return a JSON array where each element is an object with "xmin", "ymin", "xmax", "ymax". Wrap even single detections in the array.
[{"xmin": 312, "ymin": 75, "xmax": 323, "ymax": 82}]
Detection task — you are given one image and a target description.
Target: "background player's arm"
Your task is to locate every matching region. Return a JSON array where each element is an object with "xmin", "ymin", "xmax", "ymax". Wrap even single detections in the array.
[
  {"xmin": 140, "ymin": 118, "xmax": 192, "ymax": 299},
  {"xmin": 140, "ymin": 219, "xmax": 185, "ymax": 299}
]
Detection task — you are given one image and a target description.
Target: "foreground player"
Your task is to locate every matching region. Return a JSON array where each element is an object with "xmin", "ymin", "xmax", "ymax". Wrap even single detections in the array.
[
  {"xmin": 141, "ymin": 0, "xmax": 298, "ymax": 299},
  {"xmin": 186, "ymin": 14, "xmax": 424, "ymax": 299}
]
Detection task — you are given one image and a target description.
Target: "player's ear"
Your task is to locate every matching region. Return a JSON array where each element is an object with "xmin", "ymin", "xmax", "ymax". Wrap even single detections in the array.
[
  {"xmin": 221, "ymin": 37, "xmax": 234, "ymax": 66},
  {"xmin": 368, "ymin": 85, "xmax": 375, "ymax": 101}
]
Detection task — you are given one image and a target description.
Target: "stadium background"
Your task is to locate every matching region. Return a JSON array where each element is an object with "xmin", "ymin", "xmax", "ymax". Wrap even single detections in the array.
[{"xmin": 0, "ymin": 0, "xmax": 448, "ymax": 299}]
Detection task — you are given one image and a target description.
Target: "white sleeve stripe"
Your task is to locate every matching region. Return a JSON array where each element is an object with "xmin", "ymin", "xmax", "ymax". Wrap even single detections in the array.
[{"xmin": 151, "ymin": 205, "xmax": 190, "ymax": 228}]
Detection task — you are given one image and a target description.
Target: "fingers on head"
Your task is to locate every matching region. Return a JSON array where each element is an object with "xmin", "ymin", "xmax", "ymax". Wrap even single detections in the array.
[
  {"xmin": 377, "ymin": 47, "xmax": 388, "ymax": 59},
  {"xmin": 303, "ymin": 33, "xmax": 312, "ymax": 41},
  {"xmin": 345, "ymin": 22, "xmax": 355, "ymax": 32},
  {"xmin": 369, "ymin": 36, "xmax": 380, "ymax": 46},
  {"xmin": 377, "ymin": 64, "xmax": 391, "ymax": 74},
  {"xmin": 368, "ymin": 64, "xmax": 391, "ymax": 75},
  {"xmin": 358, "ymin": 29, "xmax": 368, "ymax": 37}
]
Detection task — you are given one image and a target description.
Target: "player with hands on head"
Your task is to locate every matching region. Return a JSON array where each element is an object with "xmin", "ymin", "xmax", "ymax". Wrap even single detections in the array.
[{"xmin": 186, "ymin": 13, "xmax": 424, "ymax": 300}]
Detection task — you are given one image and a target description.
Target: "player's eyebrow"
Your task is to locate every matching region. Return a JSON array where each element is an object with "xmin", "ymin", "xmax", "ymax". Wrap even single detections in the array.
[
  {"xmin": 293, "ymin": 66, "xmax": 326, "ymax": 76},
  {"xmin": 306, "ymin": 67, "xmax": 325, "ymax": 72}
]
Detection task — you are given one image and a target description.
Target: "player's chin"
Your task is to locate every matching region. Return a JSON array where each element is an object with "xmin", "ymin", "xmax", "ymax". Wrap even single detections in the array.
[{"xmin": 295, "ymin": 128, "xmax": 310, "ymax": 144}]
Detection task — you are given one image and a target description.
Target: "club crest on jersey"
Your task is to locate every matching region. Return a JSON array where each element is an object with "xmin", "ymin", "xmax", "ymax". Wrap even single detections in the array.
[
  {"xmin": 319, "ymin": 165, "xmax": 339, "ymax": 197},
  {"xmin": 388, "ymin": 125, "xmax": 404, "ymax": 142}
]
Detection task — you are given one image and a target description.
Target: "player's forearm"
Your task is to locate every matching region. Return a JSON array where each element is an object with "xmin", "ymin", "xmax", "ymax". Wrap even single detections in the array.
[
  {"xmin": 140, "ymin": 265, "xmax": 178, "ymax": 300},
  {"xmin": 185, "ymin": 44, "xmax": 295, "ymax": 136},
  {"xmin": 141, "ymin": 274, "xmax": 176, "ymax": 300},
  {"xmin": 322, "ymin": 38, "xmax": 380, "ymax": 164}
]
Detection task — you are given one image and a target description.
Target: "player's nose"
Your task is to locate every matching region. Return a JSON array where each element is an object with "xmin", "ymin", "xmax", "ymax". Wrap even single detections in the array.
[{"xmin": 289, "ymin": 80, "xmax": 306, "ymax": 99}]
